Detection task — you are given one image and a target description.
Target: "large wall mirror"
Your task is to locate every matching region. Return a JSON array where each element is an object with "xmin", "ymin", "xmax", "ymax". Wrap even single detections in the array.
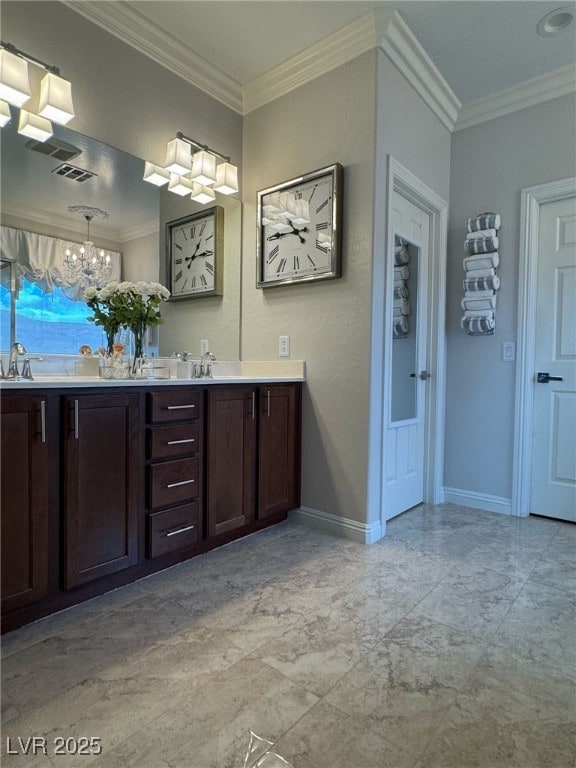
[{"xmin": 0, "ymin": 119, "xmax": 241, "ymax": 360}]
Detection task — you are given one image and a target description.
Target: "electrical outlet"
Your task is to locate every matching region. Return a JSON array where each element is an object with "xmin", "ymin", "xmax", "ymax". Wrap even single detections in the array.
[
  {"xmin": 279, "ymin": 335, "xmax": 290, "ymax": 357},
  {"xmin": 501, "ymin": 342, "xmax": 515, "ymax": 362},
  {"xmin": 200, "ymin": 339, "xmax": 209, "ymax": 356}
]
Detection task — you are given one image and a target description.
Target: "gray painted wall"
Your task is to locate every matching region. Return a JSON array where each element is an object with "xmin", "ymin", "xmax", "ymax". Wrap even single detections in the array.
[{"xmin": 445, "ymin": 94, "xmax": 576, "ymax": 502}]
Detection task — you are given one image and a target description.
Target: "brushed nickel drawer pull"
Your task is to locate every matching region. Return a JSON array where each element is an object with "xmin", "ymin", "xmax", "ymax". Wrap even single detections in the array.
[
  {"xmin": 40, "ymin": 400, "xmax": 46, "ymax": 443},
  {"xmin": 166, "ymin": 525, "xmax": 195, "ymax": 537},
  {"xmin": 167, "ymin": 438, "xmax": 195, "ymax": 445},
  {"xmin": 166, "ymin": 479, "xmax": 195, "ymax": 488},
  {"xmin": 74, "ymin": 399, "xmax": 79, "ymax": 440},
  {"xmin": 167, "ymin": 404, "xmax": 196, "ymax": 410}
]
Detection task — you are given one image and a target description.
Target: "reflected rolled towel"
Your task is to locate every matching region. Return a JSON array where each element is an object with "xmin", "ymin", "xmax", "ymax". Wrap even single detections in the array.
[
  {"xmin": 465, "ymin": 236, "xmax": 499, "ymax": 254},
  {"xmin": 460, "ymin": 315, "xmax": 495, "ymax": 333},
  {"xmin": 394, "ymin": 265, "xmax": 410, "ymax": 281},
  {"xmin": 461, "ymin": 295, "xmax": 496, "ymax": 311},
  {"xmin": 393, "ymin": 299, "xmax": 411, "ymax": 317},
  {"xmin": 463, "ymin": 252, "xmax": 499, "ymax": 271},
  {"xmin": 394, "ymin": 246, "xmax": 409, "ymax": 266},
  {"xmin": 393, "ymin": 316, "xmax": 410, "ymax": 336},
  {"xmin": 466, "ymin": 213, "xmax": 501, "ymax": 233},
  {"xmin": 463, "ymin": 275, "xmax": 500, "ymax": 291},
  {"xmin": 394, "ymin": 284, "xmax": 409, "ymax": 299},
  {"xmin": 465, "ymin": 228, "xmax": 498, "ymax": 240}
]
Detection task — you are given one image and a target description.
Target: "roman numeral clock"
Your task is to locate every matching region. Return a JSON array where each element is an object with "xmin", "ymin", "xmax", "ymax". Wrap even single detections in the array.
[
  {"xmin": 167, "ymin": 206, "xmax": 224, "ymax": 299},
  {"xmin": 257, "ymin": 164, "xmax": 343, "ymax": 287}
]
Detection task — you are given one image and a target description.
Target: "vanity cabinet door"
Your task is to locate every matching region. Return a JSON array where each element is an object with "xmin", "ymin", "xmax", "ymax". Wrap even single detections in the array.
[
  {"xmin": 63, "ymin": 392, "xmax": 140, "ymax": 588},
  {"xmin": 258, "ymin": 384, "xmax": 301, "ymax": 520},
  {"xmin": 1, "ymin": 395, "xmax": 49, "ymax": 611},
  {"xmin": 206, "ymin": 386, "xmax": 257, "ymax": 538}
]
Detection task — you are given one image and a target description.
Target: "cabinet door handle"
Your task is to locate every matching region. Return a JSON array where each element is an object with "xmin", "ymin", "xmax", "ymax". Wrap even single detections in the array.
[
  {"xmin": 167, "ymin": 404, "xmax": 196, "ymax": 410},
  {"xmin": 74, "ymin": 399, "xmax": 79, "ymax": 440},
  {"xmin": 40, "ymin": 400, "xmax": 46, "ymax": 443},
  {"xmin": 266, "ymin": 389, "xmax": 271, "ymax": 417},
  {"xmin": 166, "ymin": 524, "xmax": 195, "ymax": 537},
  {"xmin": 166, "ymin": 479, "xmax": 195, "ymax": 488},
  {"xmin": 167, "ymin": 438, "xmax": 195, "ymax": 445},
  {"xmin": 252, "ymin": 391, "xmax": 256, "ymax": 420}
]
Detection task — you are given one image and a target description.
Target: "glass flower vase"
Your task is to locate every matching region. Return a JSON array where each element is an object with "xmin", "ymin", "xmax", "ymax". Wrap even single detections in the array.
[{"xmin": 129, "ymin": 323, "xmax": 147, "ymax": 378}]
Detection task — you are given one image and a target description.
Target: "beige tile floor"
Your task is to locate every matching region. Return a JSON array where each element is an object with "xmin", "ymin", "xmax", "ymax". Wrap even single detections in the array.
[{"xmin": 1, "ymin": 504, "xmax": 575, "ymax": 767}]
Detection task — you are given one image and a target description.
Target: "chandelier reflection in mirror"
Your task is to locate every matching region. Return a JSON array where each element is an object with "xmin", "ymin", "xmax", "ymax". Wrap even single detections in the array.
[
  {"xmin": 143, "ymin": 132, "xmax": 239, "ymax": 204},
  {"xmin": 0, "ymin": 41, "xmax": 75, "ymax": 141},
  {"xmin": 64, "ymin": 206, "xmax": 113, "ymax": 288}
]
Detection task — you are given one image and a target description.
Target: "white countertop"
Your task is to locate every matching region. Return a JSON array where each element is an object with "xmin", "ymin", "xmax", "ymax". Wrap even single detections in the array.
[{"xmin": 0, "ymin": 375, "xmax": 305, "ymax": 389}]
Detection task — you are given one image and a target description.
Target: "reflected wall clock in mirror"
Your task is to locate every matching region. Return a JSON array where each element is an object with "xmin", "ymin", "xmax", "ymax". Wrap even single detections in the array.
[
  {"xmin": 257, "ymin": 163, "xmax": 343, "ymax": 288},
  {"xmin": 167, "ymin": 206, "xmax": 224, "ymax": 299}
]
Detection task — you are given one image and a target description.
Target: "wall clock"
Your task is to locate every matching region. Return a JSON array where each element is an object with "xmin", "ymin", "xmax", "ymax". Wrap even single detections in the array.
[
  {"xmin": 167, "ymin": 206, "xmax": 224, "ymax": 299},
  {"xmin": 257, "ymin": 163, "xmax": 343, "ymax": 288}
]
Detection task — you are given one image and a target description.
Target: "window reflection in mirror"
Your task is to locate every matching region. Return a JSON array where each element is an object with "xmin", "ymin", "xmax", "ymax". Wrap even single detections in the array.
[{"xmin": 390, "ymin": 236, "xmax": 419, "ymax": 423}]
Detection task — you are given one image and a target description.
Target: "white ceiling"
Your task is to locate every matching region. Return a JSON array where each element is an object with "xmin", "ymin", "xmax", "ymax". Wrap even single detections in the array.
[{"xmin": 125, "ymin": 0, "xmax": 576, "ymax": 103}]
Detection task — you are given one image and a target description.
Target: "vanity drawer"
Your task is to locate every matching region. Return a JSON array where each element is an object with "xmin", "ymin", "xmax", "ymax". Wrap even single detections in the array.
[
  {"xmin": 149, "ymin": 390, "xmax": 200, "ymax": 423},
  {"xmin": 150, "ymin": 457, "xmax": 199, "ymax": 509},
  {"xmin": 147, "ymin": 503, "xmax": 200, "ymax": 558},
  {"xmin": 148, "ymin": 423, "xmax": 199, "ymax": 460}
]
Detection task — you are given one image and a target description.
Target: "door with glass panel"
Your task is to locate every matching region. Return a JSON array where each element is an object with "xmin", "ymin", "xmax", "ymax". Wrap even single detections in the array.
[{"xmin": 384, "ymin": 193, "xmax": 430, "ymax": 519}]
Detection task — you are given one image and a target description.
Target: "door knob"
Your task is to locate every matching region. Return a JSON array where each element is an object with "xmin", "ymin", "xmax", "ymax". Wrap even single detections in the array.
[
  {"xmin": 537, "ymin": 372, "xmax": 563, "ymax": 383},
  {"xmin": 419, "ymin": 371, "xmax": 431, "ymax": 380}
]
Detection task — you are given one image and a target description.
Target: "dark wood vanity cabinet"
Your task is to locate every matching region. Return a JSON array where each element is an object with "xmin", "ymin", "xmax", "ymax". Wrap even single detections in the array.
[
  {"xmin": 0, "ymin": 380, "xmax": 301, "ymax": 632},
  {"xmin": 206, "ymin": 384, "xmax": 301, "ymax": 538},
  {"xmin": 0, "ymin": 395, "xmax": 49, "ymax": 611},
  {"xmin": 63, "ymin": 392, "xmax": 140, "ymax": 588}
]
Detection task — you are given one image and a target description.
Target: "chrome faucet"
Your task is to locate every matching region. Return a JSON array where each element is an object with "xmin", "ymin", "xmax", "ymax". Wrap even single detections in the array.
[
  {"xmin": 5, "ymin": 342, "xmax": 26, "ymax": 379},
  {"xmin": 20, "ymin": 356, "xmax": 44, "ymax": 381},
  {"xmin": 194, "ymin": 351, "xmax": 216, "ymax": 378}
]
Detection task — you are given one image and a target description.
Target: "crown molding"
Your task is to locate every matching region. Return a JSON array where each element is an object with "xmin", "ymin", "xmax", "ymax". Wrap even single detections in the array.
[
  {"xmin": 243, "ymin": 12, "xmax": 376, "ymax": 114},
  {"xmin": 118, "ymin": 219, "xmax": 159, "ymax": 244},
  {"xmin": 63, "ymin": 0, "xmax": 243, "ymax": 114},
  {"xmin": 2, "ymin": 202, "xmax": 122, "ymax": 242},
  {"xmin": 455, "ymin": 64, "xmax": 576, "ymax": 131},
  {"xmin": 375, "ymin": 10, "xmax": 460, "ymax": 132}
]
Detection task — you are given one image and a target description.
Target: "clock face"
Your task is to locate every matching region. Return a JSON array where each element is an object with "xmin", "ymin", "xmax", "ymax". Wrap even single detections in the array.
[
  {"xmin": 257, "ymin": 164, "xmax": 343, "ymax": 287},
  {"xmin": 168, "ymin": 208, "xmax": 223, "ymax": 298}
]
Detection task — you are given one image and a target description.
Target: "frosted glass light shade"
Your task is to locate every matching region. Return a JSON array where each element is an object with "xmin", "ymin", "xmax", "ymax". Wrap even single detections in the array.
[
  {"xmin": 191, "ymin": 182, "xmax": 216, "ymax": 205},
  {"xmin": 143, "ymin": 161, "xmax": 170, "ymax": 186},
  {"xmin": 38, "ymin": 72, "xmax": 74, "ymax": 125},
  {"xmin": 0, "ymin": 100, "xmax": 11, "ymax": 127},
  {"xmin": 262, "ymin": 192, "xmax": 281, "ymax": 214},
  {"xmin": 17, "ymin": 110, "xmax": 53, "ymax": 142},
  {"xmin": 190, "ymin": 150, "xmax": 217, "ymax": 186},
  {"xmin": 164, "ymin": 137, "xmax": 192, "ymax": 175},
  {"xmin": 213, "ymin": 162, "xmax": 238, "ymax": 194},
  {"xmin": 269, "ymin": 219, "xmax": 292, "ymax": 234},
  {"xmin": 0, "ymin": 48, "xmax": 31, "ymax": 107},
  {"xmin": 292, "ymin": 199, "xmax": 310, "ymax": 227},
  {"xmin": 168, "ymin": 173, "xmax": 193, "ymax": 196}
]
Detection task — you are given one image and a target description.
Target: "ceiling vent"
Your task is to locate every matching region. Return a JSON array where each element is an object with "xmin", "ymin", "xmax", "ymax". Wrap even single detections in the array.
[
  {"xmin": 51, "ymin": 163, "xmax": 98, "ymax": 183},
  {"xmin": 24, "ymin": 137, "xmax": 82, "ymax": 162}
]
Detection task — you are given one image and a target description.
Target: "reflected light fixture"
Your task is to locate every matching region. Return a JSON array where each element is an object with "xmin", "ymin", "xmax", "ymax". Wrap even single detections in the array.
[
  {"xmin": 63, "ymin": 206, "xmax": 113, "ymax": 287},
  {"xmin": 262, "ymin": 191, "xmax": 310, "ymax": 231},
  {"xmin": 144, "ymin": 131, "xmax": 239, "ymax": 203},
  {"xmin": 0, "ymin": 41, "xmax": 74, "ymax": 141}
]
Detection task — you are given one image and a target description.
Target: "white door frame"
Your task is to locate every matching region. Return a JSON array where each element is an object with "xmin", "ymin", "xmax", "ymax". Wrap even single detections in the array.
[
  {"xmin": 512, "ymin": 176, "xmax": 576, "ymax": 517},
  {"xmin": 367, "ymin": 155, "xmax": 448, "ymax": 540}
]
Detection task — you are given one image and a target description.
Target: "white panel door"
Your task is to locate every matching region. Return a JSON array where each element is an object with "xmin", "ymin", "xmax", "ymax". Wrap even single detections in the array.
[
  {"xmin": 383, "ymin": 192, "xmax": 430, "ymax": 520},
  {"xmin": 530, "ymin": 196, "xmax": 576, "ymax": 521}
]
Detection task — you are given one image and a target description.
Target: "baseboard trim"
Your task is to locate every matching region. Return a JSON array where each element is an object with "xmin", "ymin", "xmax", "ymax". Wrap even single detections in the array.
[
  {"xmin": 292, "ymin": 506, "xmax": 383, "ymax": 544},
  {"xmin": 443, "ymin": 487, "xmax": 512, "ymax": 516}
]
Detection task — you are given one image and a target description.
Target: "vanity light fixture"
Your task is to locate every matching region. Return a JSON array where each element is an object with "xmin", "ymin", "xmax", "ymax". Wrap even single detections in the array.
[
  {"xmin": 0, "ymin": 41, "xmax": 74, "ymax": 141},
  {"xmin": 143, "ymin": 131, "xmax": 239, "ymax": 202},
  {"xmin": 63, "ymin": 206, "xmax": 113, "ymax": 287}
]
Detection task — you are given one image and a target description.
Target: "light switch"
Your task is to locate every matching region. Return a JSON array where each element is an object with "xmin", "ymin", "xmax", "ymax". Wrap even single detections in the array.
[{"xmin": 501, "ymin": 342, "xmax": 515, "ymax": 362}]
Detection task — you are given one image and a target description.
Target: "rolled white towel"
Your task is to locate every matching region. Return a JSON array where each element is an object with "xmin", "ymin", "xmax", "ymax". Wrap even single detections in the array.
[
  {"xmin": 460, "ymin": 315, "xmax": 495, "ymax": 333},
  {"xmin": 465, "ymin": 235, "xmax": 499, "ymax": 254},
  {"xmin": 463, "ymin": 289, "xmax": 496, "ymax": 300},
  {"xmin": 461, "ymin": 295, "xmax": 496, "ymax": 311},
  {"xmin": 465, "ymin": 267, "xmax": 497, "ymax": 279},
  {"xmin": 463, "ymin": 309, "xmax": 495, "ymax": 319},
  {"xmin": 393, "ymin": 316, "xmax": 410, "ymax": 337},
  {"xmin": 464, "ymin": 252, "xmax": 499, "ymax": 271},
  {"xmin": 393, "ymin": 299, "xmax": 411, "ymax": 316},
  {"xmin": 465, "ymin": 213, "xmax": 500, "ymax": 233},
  {"xmin": 394, "ymin": 265, "xmax": 409, "ymax": 281},
  {"xmin": 463, "ymin": 275, "xmax": 500, "ymax": 291},
  {"xmin": 465, "ymin": 228, "xmax": 498, "ymax": 240}
]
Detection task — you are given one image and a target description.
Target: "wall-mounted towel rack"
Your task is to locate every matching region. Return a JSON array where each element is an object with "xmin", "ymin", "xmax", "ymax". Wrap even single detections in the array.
[{"xmin": 461, "ymin": 212, "xmax": 501, "ymax": 336}]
